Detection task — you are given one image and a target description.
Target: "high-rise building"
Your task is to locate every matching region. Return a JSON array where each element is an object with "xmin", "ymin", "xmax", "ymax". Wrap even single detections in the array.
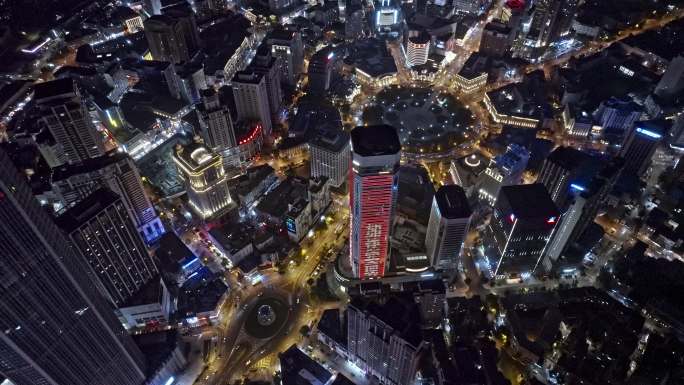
[
  {"xmin": 406, "ymin": 32, "xmax": 430, "ymax": 67},
  {"xmin": 0, "ymin": 149, "xmax": 147, "ymax": 385},
  {"xmin": 594, "ymin": 96, "xmax": 643, "ymax": 144},
  {"xmin": 543, "ymin": 192, "xmax": 587, "ymax": 266},
  {"xmin": 619, "ymin": 120, "xmax": 665, "ymax": 175},
  {"xmin": 480, "ymin": 21, "xmax": 514, "ymax": 57},
  {"xmin": 655, "ymin": 56, "xmax": 684, "ymax": 100},
  {"xmin": 425, "ymin": 185, "xmax": 472, "ymax": 271},
  {"xmin": 267, "ymin": 28, "xmax": 304, "ymax": 86},
  {"xmin": 34, "ymin": 78, "xmax": 105, "ymax": 167},
  {"xmin": 164, "ymin": 4, "xmax": 201, "ymax": 55},
  {"xmin": 483, "ymin": 184, "xmax": 559, "ymax": 278},
  {"xmin": 173, "ymin": 142, "xmax": 233, "ymax": 219},
  {"xmin": 48, "ymin": 151, "xmax": 165, "ymax": 243},
  {"xmin": 249, "ymin": 44, "xmax": 283, "ymax": 119},
  {"xmin": 349, "ymin": 125, "xmax": 401, "ymax": 279},
  {"xmin": 231, "ymin": 70, "xmax": 273, "ymax": 138},
  {"xmin": 477, "ymin": 143, "xmax": 529, "ymax": 205},
  {"xmin": 56, "ymin": 188, "xmax": 158, "ymax": 305},
  {"xmin": 544, "ymin": 157, "xmax": 624, "ymax": 265},
  {"xmin": 536, "ymin": 146, "xmax": 592, "ymax": 208},
  {"xmin": 308, "ymin": 47, "xmax": 336, "ymax": 95},
  {"xmin": 310, "ymin": 129, "xmax": 351, "ymax": 188},
  {"xmin": 197, "ymin": 88, "xmax": 238, "ymax": 169},
  {"xmin": 174, "ymin": 63, "xmax": 207, "ymax": 104},
  {"xmin": 527, "ymin": 0, "xmax": 578, "ymax": 49},
  {"xmin": 144, "ymin": 15, "xmax": 194, "ymax": 64},
  {"xmin": 347, "ymin": 295, "xmax": 425, "ymax": 385}
]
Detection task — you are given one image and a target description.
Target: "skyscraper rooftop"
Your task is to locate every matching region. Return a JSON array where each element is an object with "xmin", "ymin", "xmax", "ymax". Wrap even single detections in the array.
[
  {"xmin": 499, "ymin": 184, "xmax": 559, "ymax": 219},
  {"xmin": 435, "ymin": 185, "xmax": 472, "ymax": 219},
  {"xmin": 351, "ymin": 124, "xmax": 401, "ymax": 157}
]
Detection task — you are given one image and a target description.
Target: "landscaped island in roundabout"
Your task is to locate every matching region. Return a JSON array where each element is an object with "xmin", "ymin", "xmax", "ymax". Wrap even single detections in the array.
[
  {"xmin": 360, "ymin": 85, "xmax": 477, "ymax": 156},
  {"xmin": 243, "ymin": 297, "xmax": 289, "ymax": 339}
]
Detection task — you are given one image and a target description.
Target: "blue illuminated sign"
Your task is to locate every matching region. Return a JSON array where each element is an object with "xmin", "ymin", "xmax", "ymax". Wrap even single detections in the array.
[
  {"xmin": 182, "ymin": 257, "xmax": 199, "ymax": 270},
  {"xmin": 635, "ymin": 127, "xmax": 662, "ymax": 140},
  {"xmin": 286, "ymin": 217, "xmax": 296, "ymax": 233},
  {"xmin": 570, "ymin": 183, "xmax": 586, "ymax": 192}
]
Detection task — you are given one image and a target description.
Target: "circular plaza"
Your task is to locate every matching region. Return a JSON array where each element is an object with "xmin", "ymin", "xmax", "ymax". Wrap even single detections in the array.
[
  {"xmin": 243, "ymin": 297, "xmax": 290, "ymax": 339},
  {"xmin": 360, "ymin": 86, "xmax": 476, "ymax": 154}
]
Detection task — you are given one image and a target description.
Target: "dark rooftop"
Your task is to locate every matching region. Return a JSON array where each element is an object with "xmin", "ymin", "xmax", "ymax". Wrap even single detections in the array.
[
  {"xmin": 434, "ymin": 185, "xmax": 472, "ymax": 219},
  {"xmin": 33, "ymin": 78, "xmax": 77, "ymax": 102},
  {"xmin": 55, "ymin": 188, "xmax": 121, "ymax": 233},
  {"xmin": 51, "ymin": 151, "xmax": 129, "ymax": 182},
  {"xmin": 279, "ymin": 344, "xmax": 332, "ymax": 385},
  {"xmin": 309, "ymin": 129, "xmax": 350, "ymax": 153},
  {"xmin": 176, "ymin": 267, "xmax": 228, "ymax": 317},
  {"xmin": 499, "ymin": 183, "xmax": 559, "ymax": 219},
  {"xmin": 349, "ymin": 294, "xmax": 423, "ymax": 347},
  {"xmin": 545, "ymin": 146, "xmax": 592, "ymax": 171},
  {"xmin": 121, "ymin": 276, "xmax": 164, "ymax": 308},
  {"xmin": 156, "ymin": 232, "xmax": 196, "ymax": 268},
  {"xmin": 132, "ymin": 330, "xmax": 179, "ymax": 379},
  {"xmin": 317, "ymin": 308, "xmax": 346, "ymax": 348},
  {"xmin": 350, "ymin": 125, "xmax": 401, "ymax": 157}
]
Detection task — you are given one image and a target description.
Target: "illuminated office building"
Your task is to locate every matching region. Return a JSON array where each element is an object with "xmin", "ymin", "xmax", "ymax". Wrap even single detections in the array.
[
  {"xmin": 349, "ymin": 125, "xmax": 401, "ymax": 279},
  {"xmin": 34, "ymin": 78, "xmax": 105, "ymax": 167},
  {"xmin": 406, "ymin": 32, "xmax": 430, "ymax": 67},
  {"xmin": 56, "ymin": 188, "xmax": 158, "ymax": 305},
  {"xmin": 620, "ymin": 121, "xmax": 665, "ymax": 175},
  {"xmin": 425, "ymin": 185, "xmax": 472, "ymax": 271},
  {"xmin": 477, "ymin": 144, "xmax": 529, "ymax": 205},
  {"xmin": 174, "ymin": 143, "xmax": 233, "ymax": 219},
  {"xmin": 483, "ymin": 184, "xmax": 559, "ymax": 279}
]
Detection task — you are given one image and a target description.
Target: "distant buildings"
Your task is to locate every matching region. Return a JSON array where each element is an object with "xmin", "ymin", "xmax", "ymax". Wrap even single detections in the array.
[
  {"xmin": 173, "ymin": 143, "xmax": 233, "ymax": 219},
  {"xmin": 34, "ymin": 78, "xmax": 105, "ymax": 167},
  {"xmin": 56, "ymin": 188, "xmax": 158, "ymax": 305},
  {"xmin": 350, "ymin": 125, "xmax": 401, "ymax": 279},
  {"xmin": 483, "ymin": 184, "xmax": 559, "ymax": 279},
  {"xmin": 425, "ymin": 185, "xmax": 472, "ymax": 271},
  {"xmin": 232, "ymin": 70, "xmax": 273, "ymax": 138},
  {"xmin": 0, "ymin": 148, "xmax": 147, "ymax": 385},
  {"xmin": 309, "ymin": 129, "xmax": 351, "ymax": 188}
]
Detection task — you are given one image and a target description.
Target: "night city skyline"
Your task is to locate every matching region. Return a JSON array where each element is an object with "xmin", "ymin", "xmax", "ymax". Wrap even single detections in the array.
[{"xmin": 1, "ymin": 0, "xmax": 684, "ymax": 384}]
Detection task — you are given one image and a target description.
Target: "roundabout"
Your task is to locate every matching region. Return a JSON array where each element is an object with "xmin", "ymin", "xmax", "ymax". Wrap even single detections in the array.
[
  {"xmin": 243, "ymin": 297, "xmax": 290, "ymax": 339},
  {"xmin": 359, "ymin": 85, "xmax": 476, "ymax": 154}
]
